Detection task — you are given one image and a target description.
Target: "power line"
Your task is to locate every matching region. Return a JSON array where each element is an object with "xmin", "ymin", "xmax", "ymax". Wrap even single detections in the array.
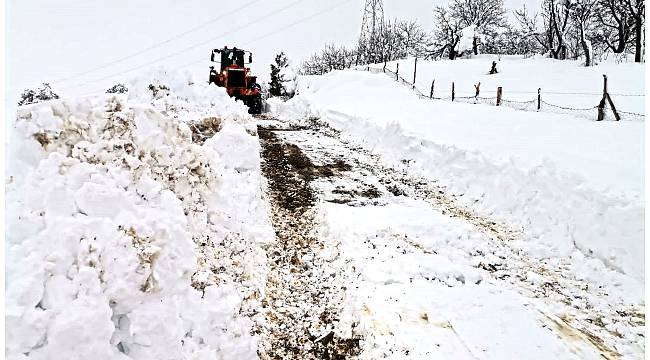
[
  {"xmin": 64, "ymin": 0, "xmax": 355, "ymax": 92},
  {"xmin": 177, "ymin": 0, "xmax": 356, "ymax": 70},
  {"xmin": 53, "ymin": 0, "xmax": 263, "ymax": 84},
  {"xmin": 59, "ymin": 0, "xmax": 307, "ymax": 91}
]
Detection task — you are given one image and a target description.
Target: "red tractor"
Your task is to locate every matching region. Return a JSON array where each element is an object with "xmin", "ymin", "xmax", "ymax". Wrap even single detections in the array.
[{"xmin": 209, "ymin": 46, "xmax": 263, "ymax": 114}]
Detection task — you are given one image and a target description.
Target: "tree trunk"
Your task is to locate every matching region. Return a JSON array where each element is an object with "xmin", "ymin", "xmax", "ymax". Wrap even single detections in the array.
[
  {"xmin": 579, "ymin": 24, "xmax": 592, "ymax": 66},
  {"xmin": 615, "ymin": 23, "xmax": 628, "ymax": 53},
  {"xmin": 472, "ymin": 37, "xmax": 479, "ymax": 55},
  {"xmin": 634, "ymin": 16, "xmax": 643, "ymax": 62}
]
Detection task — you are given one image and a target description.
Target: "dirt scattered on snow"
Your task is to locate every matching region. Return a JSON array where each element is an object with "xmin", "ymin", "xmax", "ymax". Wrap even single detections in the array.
[{"xmin": 256, "ymin": 126, "xmax": 361, "ymax": 359}]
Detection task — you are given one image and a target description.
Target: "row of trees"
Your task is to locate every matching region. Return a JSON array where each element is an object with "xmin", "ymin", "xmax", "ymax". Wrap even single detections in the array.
[
  {"xmin": 301, "ymin": 0, "xmax": 644, "ymax": 74},
  {"xmin": 301, "ymin": 19, "xmax": 431, "ymax": 75},
  {"xmin": 427, "ymin": 0, "xmax": 644, "ymax": 64},
  {"xmin": 512, "ymin": 0, "xmax": 645, "ymax": 64}
]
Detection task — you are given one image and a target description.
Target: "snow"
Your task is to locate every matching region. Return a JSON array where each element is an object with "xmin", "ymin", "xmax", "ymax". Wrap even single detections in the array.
[
  {"xmin": 279, "ymin": 62, "xmax": 298, "ymax": 97},
  {"xmin": 297, "ymin": 70, "xmax": 644, "ymax": 197},
  {"xmin": 5, "ymin": 69, "xmax": 273, "ymax": 359},
  {"xmin": 271, "ymin": 61, "xmax": 644, "ymax": 300},
  {"xmin": 377, "ymin": 55, "xmax": 645, "ymax": 116},
  {"xmin": 323, "ymin": 199, "xmax": 612, "ymax": 359},
  {"xmin": 262, "ymin": 123, "xmax": 642, "ymax": 359},
  {"xmin": 455, "ymin": 25, "xmax": 479, "ymax": 55}
]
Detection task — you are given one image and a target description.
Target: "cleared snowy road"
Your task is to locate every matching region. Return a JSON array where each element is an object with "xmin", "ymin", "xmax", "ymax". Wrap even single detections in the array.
[{"xmin": 256, "ymin": 115, "xmax": 644, "ymax": 359}]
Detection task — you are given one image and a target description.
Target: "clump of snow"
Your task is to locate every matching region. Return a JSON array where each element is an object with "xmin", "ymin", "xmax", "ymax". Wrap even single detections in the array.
[
  {"xmin": 455, "ymin": 25, "xmax": 481, "ymax": 55},
  {"xmin": 279, "ymin": 63, "xmax": 298, "ymax": 97},
  {"xmin": 6, "ymin": 70, "xmax": 273, "ymax": 359}
]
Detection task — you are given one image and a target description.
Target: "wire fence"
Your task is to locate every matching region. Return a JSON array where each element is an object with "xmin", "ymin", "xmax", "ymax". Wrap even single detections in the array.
[{"xmin": 355, "ymin": 64, "xmax": 645, "ymax": 122}]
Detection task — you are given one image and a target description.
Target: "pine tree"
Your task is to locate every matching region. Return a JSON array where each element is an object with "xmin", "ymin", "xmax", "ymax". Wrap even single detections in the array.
[{"xmin": 269, "ymin": 52, "xmax": 288, "ymax": 97}]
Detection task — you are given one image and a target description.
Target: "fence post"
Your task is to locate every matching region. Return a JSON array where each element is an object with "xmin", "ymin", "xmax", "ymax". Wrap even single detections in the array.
[
  {"xmin": 597, "ymin": 75, "xmax": 607, "ymax": 121},
  {"xmin": 367, "ymin": 65, "xmax": 370, "ymax": 72},
  {"xmin": 452, "ymin": 82, "xmax": 455, "ymax": 101},
  {"xmin": 396, "ymin": 63, "xmax": 399, "ymax": 81},
  {"xmin": 383, "ymin": 60, "xmax": 387, "ymax": 73},
  {"xmin": 496, "ymin": 87, "xmax": 502, "ymax": 106},
  {"xmin": 537, "ymin": 88, "xmax": 541, "ymax": 111},
  {"xmin": 598, "ymin": 74, "xmax": 621, "ymax": 121},
  {"xmin": 413, "ymin": 57, "xmax": 418, "ymax": 90},
  {"xmin": 430, "ymin": 79, "xmax": 435, "ymax": 99},
  {"xmin": 474, "ymin": 82, "xmax": 481, "ymax": 98}
]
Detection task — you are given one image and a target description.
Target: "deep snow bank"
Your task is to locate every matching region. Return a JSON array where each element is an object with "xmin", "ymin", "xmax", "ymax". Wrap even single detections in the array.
[
  {"xmin": 6, "ymin": 70, "xmax": 273, "ymax": 359},
  {"xmin": 270, "ymin": 69, "xmax": 644, "ymax": 301}
]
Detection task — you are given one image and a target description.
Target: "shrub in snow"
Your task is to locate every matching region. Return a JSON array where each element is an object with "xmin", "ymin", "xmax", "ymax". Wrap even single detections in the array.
[
  {"xmin": 17, "ymin": 83, "xmax": 60, "ymax": 106},
  {"xmin": 106, "ymin": 83, "xmax": 128, "ymax": 94},
  {"xmin": 269, "ymin": 52, "xmax": 286, "ymax": 96},
  {"xmin": 269, "ymin": 52, "xmax": 296, "ymax": 98}
]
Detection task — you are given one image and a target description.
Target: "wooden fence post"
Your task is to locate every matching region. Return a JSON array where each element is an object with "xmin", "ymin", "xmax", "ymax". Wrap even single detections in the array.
[
  {"xmin": 413, "ymin": 58, "xmax": 418, "ymax": 90},
  {"xmin": 367, "ymin": 65, "xmax": 370, "ymax": 71},
  {"xmin": 537, "ymin": 88, "xmax": 541, "ymax": 111},
  {"xmin": 383, "ymin": 60, "xmax": 387, "ymax": 73},
  {"xmin": 597, "ymin": 75, "xmax": 606, "ymax": 120},
  {"xmin": 430, "ymin": 79, "xmax": 435, "ymax": 99},
  {"xmin": 598, "ymin": 74, "xmax": 621, "ymax": 121},
  {"xmin": 396, "ymin": 63, "xmax": 399, "ymax": 81},
  {"xmin": 496, "ymin": 87, "xmax": 502, "ymax": 106},
  {"xmin": 452, "ymin": 82, "xmax": 455, "ymax": 101}
]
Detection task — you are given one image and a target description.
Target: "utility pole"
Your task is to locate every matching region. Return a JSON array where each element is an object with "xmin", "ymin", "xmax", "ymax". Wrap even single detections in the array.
[{"xmin": 358, "ymin": 0, "xmax": 384, "ymax": 65}]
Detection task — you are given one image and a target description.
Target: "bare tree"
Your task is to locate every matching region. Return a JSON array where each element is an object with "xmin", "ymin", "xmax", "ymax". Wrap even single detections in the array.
[
  {"xmin": 571, "ymin": 0, "xmax": 598, "ymax": 66},
  {"xmin": 300, "ymin": 44, "xmax": 358, "ymax": 75},
  {"xmin": 594, "ymin": 0, "xmax": 633, "ymax": 54},
  {"xmin": 396, "ymin": 20, "xmax": 429, "ymax": 57},
  {"xmin": 449, "ymin": 0, "xmax": 507, "ymax": 55},
  {"xmin": 514, "ymin": 5, "xmax": 552, "ymax": 54},
  {"xmin": 622, "ymin": 0, "xmax": 645, "ymax": 62},
  {"xmin": 377, "ymin": 19, "xmax": 401, "ymax": 62},
  {"xmin": 431, "ymin": 6, "xmax": 464, "ymax": 59},
  {"xmin": 545, "ymin": 0, "xmax": 572, "ymax": 60},
  {"xmin": 514, "ymin": 1, "xmax": 575, "ymax": 60}
]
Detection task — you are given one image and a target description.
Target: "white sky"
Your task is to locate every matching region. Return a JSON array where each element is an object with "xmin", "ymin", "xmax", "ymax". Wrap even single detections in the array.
[{"xmin": 6, "ymin": 0, "xmax": 541, "ymax": 99}]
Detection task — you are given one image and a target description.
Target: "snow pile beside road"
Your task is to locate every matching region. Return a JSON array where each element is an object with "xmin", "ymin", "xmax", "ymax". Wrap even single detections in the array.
[
  {"xmin": 127, "ymin": 67, "xmax": 252, "ymax": 122},
  {"xmin": 272, "ymin": 69, "xmax": 644, "ymax": 301},
  {"xmin": 6, "ymin": 72, "xmax": 273, "ymax": 359}
]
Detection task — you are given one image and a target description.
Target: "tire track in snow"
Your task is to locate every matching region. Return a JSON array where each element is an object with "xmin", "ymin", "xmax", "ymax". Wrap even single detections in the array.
[
  {"xmin": 258, "ymin": 116, "xmax": 643, "ymax": 358},
  {"xmin": 256, "ymin": 128, "xmax": 361, "ymax": 359}
]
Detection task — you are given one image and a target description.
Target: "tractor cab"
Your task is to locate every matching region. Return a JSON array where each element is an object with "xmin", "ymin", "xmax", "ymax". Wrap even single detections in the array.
[{"xmin": 211, "ymin": 47, "xmax": 252, "ymax": 72}]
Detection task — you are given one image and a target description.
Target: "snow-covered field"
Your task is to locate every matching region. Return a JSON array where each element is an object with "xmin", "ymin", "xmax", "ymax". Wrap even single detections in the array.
[
  {"xmin": 5, "ymin": 70, "xmax": 274, "ymax": 359},
  {"xmin": 272, "ymin": 64, "xmax": 644, "ymax": 292},
  {"xmin": 371, "ymin": 55, "xmax": 645, "ymax": 117}
]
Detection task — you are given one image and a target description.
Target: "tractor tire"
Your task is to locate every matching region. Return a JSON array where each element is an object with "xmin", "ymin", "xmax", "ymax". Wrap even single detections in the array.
[{"xmin": 247, "ymin": 95, "xmax": 263, "ymax": 115}]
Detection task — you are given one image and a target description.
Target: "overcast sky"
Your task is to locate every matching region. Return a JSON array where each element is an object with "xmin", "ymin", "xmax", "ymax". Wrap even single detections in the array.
[{"xmin": 6, "ymin": 0, "xmax": 541, "ymax": 98}]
